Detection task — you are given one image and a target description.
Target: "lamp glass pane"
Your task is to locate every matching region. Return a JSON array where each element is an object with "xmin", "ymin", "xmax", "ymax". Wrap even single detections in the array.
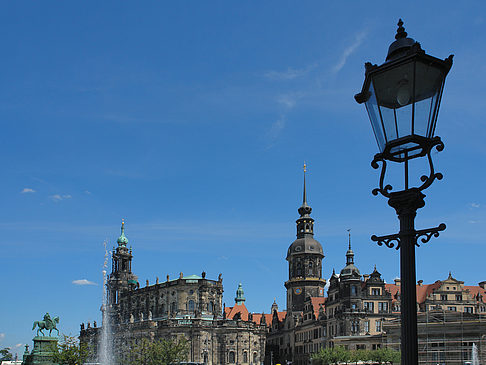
[
  {"xmin": 365, "ymin": 81, "xmax": 386, "ymax": 152},
  {"xmin": 372, "ymin": 61, "xmax": 414, "ymax": 146},
  {"xmin": 414, "ymin": 60, "xmax": 445, "ymax": 138}
]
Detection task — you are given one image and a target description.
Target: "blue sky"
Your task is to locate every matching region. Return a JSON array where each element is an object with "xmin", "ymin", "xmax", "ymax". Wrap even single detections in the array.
[{"xmin": 1, "ymin": 0, "xmax": 486, "ymax": 355}]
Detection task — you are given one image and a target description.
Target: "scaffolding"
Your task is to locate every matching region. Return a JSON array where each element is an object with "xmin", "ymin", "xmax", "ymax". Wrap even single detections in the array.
[{"xmin": 384, "ymin": 310, "xmax": 486, "ymax": 365}]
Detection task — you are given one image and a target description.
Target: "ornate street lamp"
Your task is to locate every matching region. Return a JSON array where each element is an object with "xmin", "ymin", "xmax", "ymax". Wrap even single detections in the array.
[{"xmin": 355, "ymin": 20, "xmax": 453, "ymax": 365}]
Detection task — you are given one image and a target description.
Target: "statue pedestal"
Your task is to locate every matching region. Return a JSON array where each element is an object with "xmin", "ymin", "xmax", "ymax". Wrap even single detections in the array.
[{"xmin": 23, "ymin": 336, "xmax": 58, "ymax": 365}]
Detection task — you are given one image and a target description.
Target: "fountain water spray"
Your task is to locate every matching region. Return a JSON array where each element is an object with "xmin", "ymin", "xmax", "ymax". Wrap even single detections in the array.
[
  {"xmin": 99, "ymin": 241, "xmax": 114, "ymax": 365},
  {"xmin": 472, "ymin": 343, "xmax": 479, "ymax": 365}
]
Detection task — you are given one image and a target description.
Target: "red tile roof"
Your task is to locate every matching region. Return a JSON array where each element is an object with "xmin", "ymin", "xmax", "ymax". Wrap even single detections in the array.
[
  {"xmin": 385, "ymin": 281, "xmax": 485, "ymax": 304},
  {"xmin": 224, "ymin": 304, "xmax": 286, "ymax": 326},
  {"xmin": 310, "ymin": 297, "xmax": 326, "ymax": 318},
  {"xmin": 464, "ymin": 286, "xmax": 486, "ymax": 301},
  {"xmin": 224, "ymin": 303, "xmax": 249, "ymax": 321}
]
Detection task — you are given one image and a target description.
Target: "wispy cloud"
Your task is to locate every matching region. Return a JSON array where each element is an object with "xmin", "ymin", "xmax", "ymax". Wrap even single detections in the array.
[
  {"xmin": 470, "ymin": 203, "xmax": 480, "ymax": 208},
  {"xmin": 264, "ymin": 64, "xmax": 317, "ymax": 81},
  {"xmin": 332, "ymin": 31, "xmax": 367, "ymax": 74},
  {"xmin": 0, "ymin": 333, "xmax": 5, "ymax": 341},
  {"xmin": 21, "ymin": 188, "xmax": 35, "ymax": 194},
  {"xmin": 276, "ymin": 92, "xmax": 304, "ymax": 109},
  {"xmin": 268, "ymin": 115, "xmax": 286, "ymax": 143},
  {"xmin": 50, "ymin": 194, "xmax": 72, "ymax": 202},
  {"xmin": 72, "ymin": 279, "xmax": 97, "ymax": 286},
  {"xmin": 468, "ymin": 220, "xmax": 480, "ymax": 224},
  {"xmin": 13, "ymin": 343, "xmax": 22, "ymax": 349}
]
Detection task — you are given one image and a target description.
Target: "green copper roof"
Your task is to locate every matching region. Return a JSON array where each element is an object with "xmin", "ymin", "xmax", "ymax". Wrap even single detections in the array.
[
  {"xmin": 235, "ymin": 283, "xmax": 246, "ymax": 305},
  {"xmin": 117, "ymin": 220, "xmax": 129, "ymax": 246},
  {"xmin": 183, "ymin": 274, "xmax": 202, "ymax": 280}
]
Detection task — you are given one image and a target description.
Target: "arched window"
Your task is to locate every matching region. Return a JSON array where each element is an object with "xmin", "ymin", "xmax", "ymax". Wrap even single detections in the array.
[
  {"xmin": 229, "ymin": 351, "xmax": 236, "ymax": 363},
  {"xmin": 243, "ymin": 351, "xmax": 248, "ymax": 363},
  {"xmin": 296, "ymin": 262, "xmax": 302, "ymax": 276},
  {"xmin": 203, "ymin": 352, "xmax": 208, "ymax": 364},
  {"xmin": 208, "ymin": 301, "xmax": 214, "ymax": 313},
  {"xmin": 161, "ymin": 304, "xmax": 165, "ymax": 314},
  {"xmin": 170, "ymin": 302, "xmax": 176, "ymax": 313},
  {"xmin": 188, "ymin": 300, "xmax": 195, "ymax": 312},
  {"xmin": 253, "ymin": 352, "xmax": 258, "ymax": 364},
  {"xmin": 308, "ymin": 261, "xmax": 313, "ymax": 275}
]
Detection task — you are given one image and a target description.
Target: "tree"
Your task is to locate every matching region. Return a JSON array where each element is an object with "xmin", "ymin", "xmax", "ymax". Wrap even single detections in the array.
[
  {"xmin": 0, "ymin": 347, "xmax": 13, "ymax": 361},
  {"xmin": 51, "ymin": 334, "xmax": 91, "ymax": 365},
  {"xmin": 126, "ymin": 337, "xmax": 189, "ymax": 365},
  {"xmin": 311, "ymin": 346, "xmax": 350, "ymax": 365}
]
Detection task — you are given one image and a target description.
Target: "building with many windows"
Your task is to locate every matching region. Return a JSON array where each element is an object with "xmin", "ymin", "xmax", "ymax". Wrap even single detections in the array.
[{"xmin": 80, "ymin": 222, "xmax": 266, "ymax": 365}]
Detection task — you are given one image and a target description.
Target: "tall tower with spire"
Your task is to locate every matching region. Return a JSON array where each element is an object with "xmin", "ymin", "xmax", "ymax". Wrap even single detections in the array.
[
  {"xmin": 107, "ymin": 220, "xmax": 138, "ymax": 322},
  {"xmin": 284, "ymin": 164, "xmax": 326, "ymax": 313}
]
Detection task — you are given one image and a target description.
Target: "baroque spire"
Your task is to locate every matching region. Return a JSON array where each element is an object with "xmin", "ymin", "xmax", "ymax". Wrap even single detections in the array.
[
  {"xmin": 235, "ymin": 283, "xmax": 246, "ymax": 305},
  {"xmin": 346, "ymin": 229, "xmax": 354, "ymax": 265},
  {"xmin": 296, "ymin": 163, "xmax": 314, "ymax": 238},
  {"xmin": 117, "ymin": 219, "xmax": 129, "ymax": 247},
  {"xmin": 298, "ymin": 162, "xmax": 312, "ymax": 218}
]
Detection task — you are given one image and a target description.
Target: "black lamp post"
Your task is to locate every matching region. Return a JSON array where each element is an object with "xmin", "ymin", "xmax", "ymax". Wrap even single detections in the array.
[{"xmin": 355, "ymin": 20, "xmax": 453, "ymax": 365}]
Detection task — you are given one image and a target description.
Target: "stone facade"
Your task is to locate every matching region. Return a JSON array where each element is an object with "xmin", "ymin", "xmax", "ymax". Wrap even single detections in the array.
[
  {"xmin": 265, "ymin": 174, "xmax": 486, "ymax": 365},
  {"xmin": 80, "ymin": 222, "xmax": 266, "ymax": 365}
]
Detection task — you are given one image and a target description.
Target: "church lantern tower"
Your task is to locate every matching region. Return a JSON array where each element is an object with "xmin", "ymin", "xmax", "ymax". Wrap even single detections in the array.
[
  {"xmin": 107, "ymin": 220, "xmax": 138, "ymax": 319},
  {"xmin": 284, "ymin": 164, "xmax": 326, "ymax": 313}
]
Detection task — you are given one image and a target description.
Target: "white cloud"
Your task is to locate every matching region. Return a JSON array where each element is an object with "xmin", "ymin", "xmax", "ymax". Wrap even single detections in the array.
[
  {"xmin": 84, "ymin": 190, "xmax": 92, "ymax": 195},
  {"xmin": 470, "ymin": 203, "xmax": 480, "ymax": 208},
  {"xmin": 14, "ymin": 343, "xmax": 22, "ymax": 348},
  {"xmin": 264, "ymin": 64, "xmax": 317, "ymax": 81},
  {"xmin": 50, "ymin": 194, "xmax": 72, "ymax": 202},
  {"xmin": 21, "ymin": 188, "xmax": 35, "ymax": 194},
  {"xmin": 468, "ymin": 220, "xmax": 479, "ymax": 224},
  {"xmin": 333, "ymin": 31, "xmax": 367, "ymax": 74},
  {"xmin": 268, "ymin": 115, "xmax": 286, "ymax": 142},
  {"xmin": 0, "ymin": 333, "xmax": 5, "ymax": 341},
  {"xmin": 72, "ymin": 279, "xmax": 97, "ymax": 286},
  {"xmin": 276, "ymin": 92, "xmax": 304, "ymax": 109}
]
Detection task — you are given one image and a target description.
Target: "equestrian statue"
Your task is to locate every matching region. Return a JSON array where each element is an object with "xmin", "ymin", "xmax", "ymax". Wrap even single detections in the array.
[{"xmin": 32, "ymin": 313, "xmax": 60, "ymax": 336}]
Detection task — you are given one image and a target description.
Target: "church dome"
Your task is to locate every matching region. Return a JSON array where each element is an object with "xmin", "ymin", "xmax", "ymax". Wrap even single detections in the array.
[
  {"xmin": 340, "ymin": 263, "xmax": 361, "ymax": 278},
  {"xmin": 117, "ymin": 220, "xmax": 129, "ymax": 246},
  {"xmin": 339, "ymin": 234, "xmax": 360, "ymax": 278},
  {"xmin": 287, "ymin": 236, "xmax": 323, "ymax": 259}
]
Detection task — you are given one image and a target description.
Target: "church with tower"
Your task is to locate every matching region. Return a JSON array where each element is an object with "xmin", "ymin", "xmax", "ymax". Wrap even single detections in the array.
[{"xmin": 80, "ymin": 166, "xmax": 486, "ymax": 365}]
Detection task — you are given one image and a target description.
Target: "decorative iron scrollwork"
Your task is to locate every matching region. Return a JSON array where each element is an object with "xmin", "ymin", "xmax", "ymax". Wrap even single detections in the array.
[
  {"xmin": 417, "ymin": 138, "xmax": 444, "ymax": 192},
  {"xmin": 371, "ymin": 233, "xmax": 401, "ymax": 250},
  {"xmin": 371, "ymin": 155, "xmax": 393, "ymax": 198},
  {"xmin": 371, "ymin": 137, "xmax": 444, "ymax": 198},
  {"xmin": 415, "ymin": 223, "xmax": 446, "ymax": 246}
]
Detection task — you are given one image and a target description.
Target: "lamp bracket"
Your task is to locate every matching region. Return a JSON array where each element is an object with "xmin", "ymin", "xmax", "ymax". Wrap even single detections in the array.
[
  {"xmin": 415, "ymin": 223, "xmax": 446, "ymax": 246},
  {"xmin": 371, "ymin": 232, "xmax": 401, "ymax": 250},
  {"xmin": 371, "ymin": 136, "xmax": 444, "ymax": 198},
  {"xmin": 372, "ymin": 222, "xmax": 446, "ymax": 250}
]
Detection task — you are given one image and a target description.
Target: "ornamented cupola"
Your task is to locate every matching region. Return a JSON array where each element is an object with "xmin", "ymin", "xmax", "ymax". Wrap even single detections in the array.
[
  {"xmin": 340, "ymin": 230, "xmax": 361, "ymax": 280},
  {"xmin": 235, "ymin": 283, "xmax": 246, "ymax": 305},
  {"xmin": 271, "ymin": 298, "xmax": 278, "ymax": 314}
]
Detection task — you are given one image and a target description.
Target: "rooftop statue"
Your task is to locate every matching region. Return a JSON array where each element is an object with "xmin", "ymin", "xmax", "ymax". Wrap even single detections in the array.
[{"xmin": 32, "ymin": 312, "xmax": 60, "ymax": 336}]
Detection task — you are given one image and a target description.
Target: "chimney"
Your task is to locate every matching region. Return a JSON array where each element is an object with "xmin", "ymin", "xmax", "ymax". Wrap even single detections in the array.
[
  {"xmin": 479, "ymin": 281, "xmax": 486, "ymax": 289},
  {"xmin": 363, "ymin": 274, "xmax": 370, "ymax": 282},
  {"xmin": 418, "ymin": 280, "xmax": 423, "ymax": 286},
  {"xmin": 394, "ymin": 278, "xmax": 401, "ymax": 286}
]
